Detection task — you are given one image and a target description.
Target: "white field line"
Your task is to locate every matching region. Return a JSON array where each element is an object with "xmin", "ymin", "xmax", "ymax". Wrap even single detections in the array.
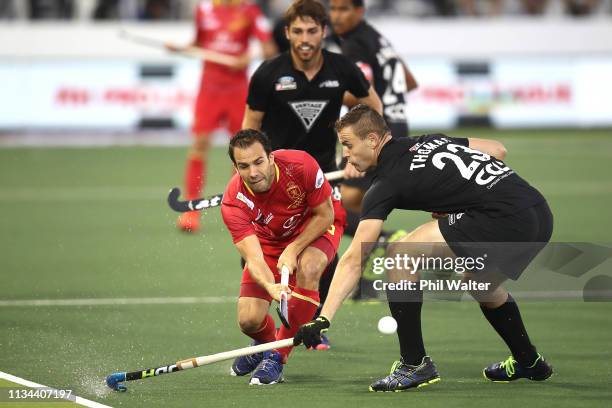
[
  {"xmin": 0, "ymin": 370, "xmax": 112, "ymax": 408},
  {"xmin": 0, "ymin": 296, "xmax": 235, "ymax": 307},
  {"xmin": 0, "ymin": 293, "xmax": 590, "ymax": 307}
]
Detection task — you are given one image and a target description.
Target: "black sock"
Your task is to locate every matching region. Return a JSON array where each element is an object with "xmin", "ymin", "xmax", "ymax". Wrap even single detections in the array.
[
  {"xmin": 480, "ymin": 293, "xmax": 538, "ymax": 366},
  {"xmin": 387, "ymin": 288, "xmax": 426, "ymax": 365}
]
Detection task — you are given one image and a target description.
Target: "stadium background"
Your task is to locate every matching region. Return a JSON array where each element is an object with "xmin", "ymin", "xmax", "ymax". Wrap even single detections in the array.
[{"xmin": 1, "ymin": 1, "xmax": 611, "ymax": 407}]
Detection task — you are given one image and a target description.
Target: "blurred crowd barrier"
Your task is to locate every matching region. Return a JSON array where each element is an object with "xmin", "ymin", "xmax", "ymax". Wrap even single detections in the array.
[
  {"xmin": 0, "ymin": 0, "xmax": 610, "ymax": 20},
  {"xmin": 1, "ymin": 16, "xmax": 611, "ymax": 134}
]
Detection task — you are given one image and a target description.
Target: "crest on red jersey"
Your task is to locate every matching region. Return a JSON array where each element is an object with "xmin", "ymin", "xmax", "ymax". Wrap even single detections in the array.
[{"xmin": 286, "ymin": 181, "xmax": 306, "ymax": 210}]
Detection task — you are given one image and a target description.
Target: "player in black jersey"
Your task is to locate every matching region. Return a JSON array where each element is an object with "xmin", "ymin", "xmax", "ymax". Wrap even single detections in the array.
[
  {"xmin": 296, "ymin": 105, "xmax": 554, "ymax": 391},
  {"xmin": 242, "ymin": 0, "xmax": 382, "ymax": 173},
  {"xmin": 327, "ymin": 0, "xmax": 419, "ymax": 298}
]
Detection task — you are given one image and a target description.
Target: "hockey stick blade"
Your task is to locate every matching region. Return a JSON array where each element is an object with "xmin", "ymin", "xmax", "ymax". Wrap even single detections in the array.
[{"xmin": 167, "ymin": 188, "xmax": 223, "ymax": 212}]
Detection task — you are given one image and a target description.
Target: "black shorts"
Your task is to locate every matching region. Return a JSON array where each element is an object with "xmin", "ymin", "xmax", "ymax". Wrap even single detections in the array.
[
  {"xmin": 341, "ymin": 121, "xmax": 408, "ymax": 191},
  {"xmin": 438, "ymin": 201, "xmax": 554, "ymax": 280}
]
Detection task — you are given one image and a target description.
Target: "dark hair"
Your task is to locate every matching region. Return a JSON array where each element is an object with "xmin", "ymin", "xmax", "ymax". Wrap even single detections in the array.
[
  {"xmin": 348, "ymin": 0, "xmax": 365, "ymax": 7},
  {"xmin": 228, "ymin": 129, "xmax": 273, "ymax": 163},
  {"xmin": 285, "ymin": 0, "xmax": 327, "ymax": 28},
  {"xmin": 334, "ymin": 104, "xmax": 390, "ymax": 139}
]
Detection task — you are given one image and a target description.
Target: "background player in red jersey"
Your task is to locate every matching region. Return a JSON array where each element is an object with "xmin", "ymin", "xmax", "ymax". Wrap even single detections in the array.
[
  {"xmin": 221, "ymin": 129, "xmax": 345, "ymax": 385},
  {"xmin": 166, "ymin": 0, "xmax": 277, "ymax": 232}
]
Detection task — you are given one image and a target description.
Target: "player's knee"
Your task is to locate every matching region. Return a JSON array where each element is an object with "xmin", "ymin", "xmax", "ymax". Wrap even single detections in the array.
[
  {"xmin": 190, "ymin": 135, "xmax": 211, "ymax": 156},
  {"xmin": 297, "ymin": 258, "xmax": 327, "ymax": 287},
  {"xmin": 237, "ymin": 313, "xmax": 263, "ymax": 334}
]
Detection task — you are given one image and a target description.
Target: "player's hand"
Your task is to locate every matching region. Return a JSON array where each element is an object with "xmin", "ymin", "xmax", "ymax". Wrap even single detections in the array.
[
  {"xmin": 232, "ymin": 52, "xmax": 251, "ymax": 70},
  {"xmin": 343, "ymin": 162, "xmax": 365, "ymax": 179},
  {"xmin": 164, "ymin": 42, "xmax": 183, "ymax": 53},
  {"xmin": 265, "ymin": 282, "xmax": 292, "ymax": 302},
  {"xmin": 277, "ymin": 245, "xmax": 299, "ymax": 276},
  {"xmin": 294, "ymin": 316, "xmax": 330, "ymax": 348}
]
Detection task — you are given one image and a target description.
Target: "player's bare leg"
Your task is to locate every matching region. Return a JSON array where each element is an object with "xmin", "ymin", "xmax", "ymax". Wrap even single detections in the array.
[
  {"xmin": 231, "ymin": 296, "xmax": 275, "ymax": 377},
  {"xmin": 177, "ymin": 133, "xmax": 211, "ymax": 232}
]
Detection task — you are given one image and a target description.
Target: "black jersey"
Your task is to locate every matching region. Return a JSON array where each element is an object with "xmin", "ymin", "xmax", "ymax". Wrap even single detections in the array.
[
  {"xmin": 328, "ymin": 21, "xmax": 409, "ymax": 133},
  {"xmin": 361, "ymin": 134, "xmax": 546, "ymax": 221},
  {"xmin": 247, "ymin": 49, "xmax": 370, "ymax": 172}
]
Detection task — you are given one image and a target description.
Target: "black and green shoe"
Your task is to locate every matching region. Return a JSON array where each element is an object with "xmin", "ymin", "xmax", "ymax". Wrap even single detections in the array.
[
  {"xmin": 369, "ymin": 356, "xmax": 440, "ymax": 392},
  {"xmin": 483, "ymin": 354, "xmax": 553, "ymax": 383}
]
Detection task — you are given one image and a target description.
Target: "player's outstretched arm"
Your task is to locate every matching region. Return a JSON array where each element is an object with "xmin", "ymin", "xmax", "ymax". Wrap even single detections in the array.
[
  {"xmin": 235, "ymin": 235, "xmax": 285, "ymax": 301},
  {"xmin": 467, "ymin": 138, "xmax": 508, "ymax": 160},
  {"xmin": 295, "ymin": 219, "xmax": 383, "ymax": 347},
  {"xmin": 321, "ymin": 219, "xmax": 383, "ymax": 321}
]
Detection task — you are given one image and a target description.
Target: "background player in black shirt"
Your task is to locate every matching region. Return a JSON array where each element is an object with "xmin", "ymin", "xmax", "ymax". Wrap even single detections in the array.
[
  {"xmin": 242, "ymin": 0, "xmax": 382, "ymax": 174},
  {"xmin": 327, "ymin": 0, "xmax": 420, "ymax": 298},
  {"xmin": 296, "ymin": 105, "xmax": 554, "ymax": 391},
  {"xmin": 328, "ymin": 0, "xmax": 417, "ymax": 139}
]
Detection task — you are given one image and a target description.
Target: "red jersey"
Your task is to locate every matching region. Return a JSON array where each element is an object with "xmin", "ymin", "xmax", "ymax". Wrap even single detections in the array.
[
  {"xmin": 194, "ymin": 0, "xmax": 271, "ymax": 87},
  {"xmin": 221, "ymin": 150, "xmax": 334, "ymax": 247}
]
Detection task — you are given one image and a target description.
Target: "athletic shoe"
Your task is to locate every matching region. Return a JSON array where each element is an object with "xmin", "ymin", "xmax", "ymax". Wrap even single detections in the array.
[
  {"xmin": 249, "ymin": 351, "xmax": 284, "ymax": 385},
  {"xmin": 177, "ymin": 211, "xmax": 199, "ymax": 232},
  {"xmin": 313, "ymin": 333, "xmax": 331, "ymax": 351},
  {"xmin": 230, "ymin": 341, "xmax": 263, "ymax": 377},
  {"xmin": 483, "ymin": 354, "xmax": 553, "ymax": 382},
  {"xmin": 369, "ymin": 356, "xmax": 440, "ymax": 392}
]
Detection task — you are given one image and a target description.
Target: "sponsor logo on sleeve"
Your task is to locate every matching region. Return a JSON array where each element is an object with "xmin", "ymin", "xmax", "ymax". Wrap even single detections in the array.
[
  {"xmin": 315, "ymin": 168, "xmax": 324, "ymax": 189},
  {"xmin": 236, "ymin": 192, "xmax": 255, "ymax": 210}
]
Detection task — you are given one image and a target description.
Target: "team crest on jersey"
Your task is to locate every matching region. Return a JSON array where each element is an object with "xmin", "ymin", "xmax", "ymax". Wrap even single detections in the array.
[
  {"xmin": 285, "ymin": 181, "xmax": 306, "ymax": 209},
  {"xmin": 289, "ymin": 100, "xmax": 328, "ymax": 132},
  {"xmin": 275, "ymin": 76, "xmax": 297, "ymax": 91}
]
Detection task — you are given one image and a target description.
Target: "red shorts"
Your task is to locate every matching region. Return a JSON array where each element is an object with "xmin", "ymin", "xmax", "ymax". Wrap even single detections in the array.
[
  {"xmin": 239, "ymin": 214, "xmax": 345, "ymax": 302},
  {"xmin": 191, "ymin": 82, "xmax": 247, "ymax": 135}
]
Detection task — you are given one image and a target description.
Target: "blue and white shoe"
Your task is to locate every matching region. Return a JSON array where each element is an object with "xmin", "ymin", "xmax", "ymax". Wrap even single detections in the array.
[
  {"xmin": 230, "ymin": 341, "xmax": 263, "ymax": 376},
  {"xmin": 369, "ymin": 356, "xmax": 440, "ymax": 392},
  {"xmin": 249, "ymin": 351, "xmax": 284, "ymax": 385},
  {"xmin": 313, "ymin": 333, "xmax": 331, "ymax": 351}
]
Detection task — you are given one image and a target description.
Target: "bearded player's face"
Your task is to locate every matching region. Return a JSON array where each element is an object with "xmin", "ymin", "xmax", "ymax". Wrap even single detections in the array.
[
  {"xmin": 286, "ymin": 17, "xmax": 325, "ymax": 63},
  {"xmin": 233, "ymin": 143, "xmax": 275, "ymax": 193}
]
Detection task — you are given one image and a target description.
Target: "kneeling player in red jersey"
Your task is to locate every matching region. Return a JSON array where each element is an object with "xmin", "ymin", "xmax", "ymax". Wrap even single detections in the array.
[{"xmin": 220, "ymin": 129, "xmax": 345, "ymax": 385}]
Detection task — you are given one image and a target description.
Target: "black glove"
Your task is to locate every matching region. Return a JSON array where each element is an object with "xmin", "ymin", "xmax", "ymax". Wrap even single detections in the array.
[{"xmin": 294, "ymin": 316, "xmax": 330, "ymax": 348}]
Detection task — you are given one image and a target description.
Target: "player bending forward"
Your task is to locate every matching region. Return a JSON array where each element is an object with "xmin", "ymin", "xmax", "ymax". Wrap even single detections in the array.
[
  {"xmin": 296, "ymin": 105, "xmax": 554, "ymax": 391},
  {"xmin": 221, "ymin": 129, "xmax": 345, "ymax": 385}
]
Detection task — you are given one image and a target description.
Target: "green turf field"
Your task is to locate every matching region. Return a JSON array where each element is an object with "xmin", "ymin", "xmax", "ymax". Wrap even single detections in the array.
[{"xmin": 1, "ymin": 129, "xmax": 611, "ymax": 407}]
